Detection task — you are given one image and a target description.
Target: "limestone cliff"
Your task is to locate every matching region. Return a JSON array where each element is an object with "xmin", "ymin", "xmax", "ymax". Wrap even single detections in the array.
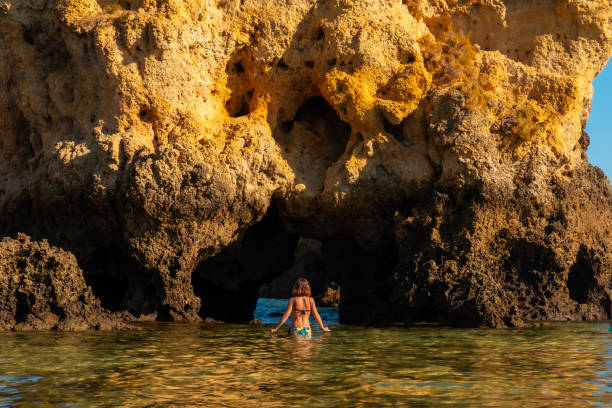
[{"xmin": 0, "ymin": 0, "xmax": 610, "ymax": 328}]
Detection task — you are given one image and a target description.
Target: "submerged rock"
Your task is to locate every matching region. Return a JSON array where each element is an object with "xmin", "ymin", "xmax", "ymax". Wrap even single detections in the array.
[
  {"xmin": 0, "ymin": 0, "xmax": 610, "ymax": 327},
  {"xmin": 0, "ymin": 234, "xmax": 127, "ymax": 331}
]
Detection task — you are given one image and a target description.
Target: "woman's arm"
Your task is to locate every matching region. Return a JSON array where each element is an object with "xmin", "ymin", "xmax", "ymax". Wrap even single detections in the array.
[
  {"xmin": 271, "ymin": 298, "xmax": 293, "ymax": 333},
  {"xmin": 310, "ymin": 297, "xmax": 330, "ymax": 332}
]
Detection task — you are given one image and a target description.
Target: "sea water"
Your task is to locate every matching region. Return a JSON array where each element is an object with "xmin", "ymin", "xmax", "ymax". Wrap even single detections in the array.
[{"xmin": 0, "ymin": 298, "xmax": 611, "ymax": 407}]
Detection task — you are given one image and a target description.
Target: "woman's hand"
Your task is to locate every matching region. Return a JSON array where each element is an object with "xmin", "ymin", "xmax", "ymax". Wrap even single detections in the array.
[
  {"xmin": 322, "ymin": 326, "xmax": 330, "ymax": 332},
  {"xmin": 270, "ymin": 327, "xmax": 278, "ymax": 334}
]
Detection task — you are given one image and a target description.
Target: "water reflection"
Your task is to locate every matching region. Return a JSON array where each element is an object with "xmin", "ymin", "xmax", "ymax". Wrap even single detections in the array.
[{"xmin": 0, "ymin": 303, "xmax": 611, "ymax": 407}]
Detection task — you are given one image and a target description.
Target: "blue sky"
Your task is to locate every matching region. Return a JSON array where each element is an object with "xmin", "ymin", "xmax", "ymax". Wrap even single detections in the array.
[{"xmin": 586, "ymin": 58, "xmax": 611, "ymax": 177}]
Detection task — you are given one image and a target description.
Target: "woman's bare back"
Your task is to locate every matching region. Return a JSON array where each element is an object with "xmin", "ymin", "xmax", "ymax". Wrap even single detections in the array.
[{"xmin": 291, "ymin": 296, "xmax": 311, "ymax": 327}]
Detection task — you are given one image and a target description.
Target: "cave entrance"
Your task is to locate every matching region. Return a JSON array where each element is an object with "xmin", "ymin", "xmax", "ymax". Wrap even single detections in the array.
[
  {"xmin": 255, "ymin": 236, "xmax": 340, "ymax": 324},
  {"xmin": 190, "ymin": 207, "xmax": 345, "ymax": 324},
  {"xmin": 192, "ymin": 214, "xmax": 396, "ymax": 325},
  {"xmin": 254, "ymin": 234, "xmax": 396, "ymax": 326},
  {"xmin": 82, "ymin": 248, "xmax": 159, "ymax": 317},
  {"xmin": 192, "ymin": 205, "xmax": 299, "ymax": 322},
  {"xmin": 258, "ymin": 237, "xmax": 338, "ymax": 303},
  {"xmin": 320, "ymin": 236, "xmax": 397, "ymax": 325}
]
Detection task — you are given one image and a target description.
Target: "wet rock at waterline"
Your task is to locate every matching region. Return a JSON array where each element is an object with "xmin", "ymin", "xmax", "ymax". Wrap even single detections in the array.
[
  {"xmin": 0, "ymin": 0, "xmax": 611, "ymax": 328},
  {"xmin": 0, "ymin": 234, "xmax": 128, "ymax": 331}
]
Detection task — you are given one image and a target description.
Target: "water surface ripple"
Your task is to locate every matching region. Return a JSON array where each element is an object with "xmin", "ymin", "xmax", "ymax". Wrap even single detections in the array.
[{"xmin": 0, "ymin": 299, "xmax": 611, "ymax": 407}]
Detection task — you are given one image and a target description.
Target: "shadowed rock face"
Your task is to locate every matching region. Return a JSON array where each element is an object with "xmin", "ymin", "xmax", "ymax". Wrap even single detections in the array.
[
  {"xmin": 0, "ymin": 0, "xmax": 610, "ymax": 328},
  {"xmin": 0, "ymin": 234, "xmax": 127, "ymax": 330}
]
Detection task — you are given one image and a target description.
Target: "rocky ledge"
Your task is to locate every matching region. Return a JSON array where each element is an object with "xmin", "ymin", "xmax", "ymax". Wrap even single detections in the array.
[{"xmin": 0, "ymin": 0, "xmax": 611, "ymax": 329}]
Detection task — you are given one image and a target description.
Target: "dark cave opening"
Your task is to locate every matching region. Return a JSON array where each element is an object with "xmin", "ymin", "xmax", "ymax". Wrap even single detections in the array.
[
  {"xmin": 192, "ymin": 204, "xmax": 299, "ymax": 322},
  {"xmin": 82, "ymin": 249, "xmax": 159, "ymax": 316},
  {"xmin": 197, "ymin": 225, "xmax": 395, "ymax": 325},
  {"xmin": 567, "ymin": 245, "xmax": 598, "ymax": 304},
  {"xmin": 85, "ymin": 273, "xmax": 128, "ymax": 312},
  {"xmin": 321, "ymin": 235, "xmax": 397, "ymax": 325},
  {"xmin": 194, "ymin": 278, "xmax": 262, "ymax": 323},
  {"xmin": 82, "ymin": 249, "xmax": 128, "ymax": 311},
  {"xmin": 258, "ymin": 236, "xmax": 339, "ymax": 307},
  {"xmin": 191, "ymin": 201, "xmax": 397, "ymax": 325},
  {"xmin": 257, "ymin": 234, "xmax": 396, "ymax": 325}
]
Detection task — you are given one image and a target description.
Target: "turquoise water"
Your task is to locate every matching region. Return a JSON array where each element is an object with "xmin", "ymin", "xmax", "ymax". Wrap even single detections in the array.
[{"xmin": 0, "ymin": 298, "xmax": 611, "ymax": 407}]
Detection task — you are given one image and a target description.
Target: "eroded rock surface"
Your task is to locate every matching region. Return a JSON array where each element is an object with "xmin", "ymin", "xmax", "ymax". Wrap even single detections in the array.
[
  {"xmin": 0, "ymin": 234, "xmax": 126, "ymax": 330},
  {"xmin": 0, "ymin": 0, "xmax": 611, "ymax": 327}
]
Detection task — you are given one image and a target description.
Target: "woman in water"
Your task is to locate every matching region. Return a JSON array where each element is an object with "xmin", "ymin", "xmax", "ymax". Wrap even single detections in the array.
[{"xmin": 270, "ymin": 277, "xmax": 330, "ymax": 339}]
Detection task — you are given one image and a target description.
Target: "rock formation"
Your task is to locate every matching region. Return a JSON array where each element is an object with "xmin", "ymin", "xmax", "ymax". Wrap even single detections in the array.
[
  {"xmin": 0, "ymin": 234, "xmax": 126, "ymax": 330},
  {"xmin": 0, "ymin": 0, "xmax": 610, "ymax": 328}
]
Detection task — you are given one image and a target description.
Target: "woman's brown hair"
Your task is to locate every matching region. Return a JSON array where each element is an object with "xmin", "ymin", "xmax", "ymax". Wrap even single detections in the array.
[{"xmin": 292, "ymin": 277, "xmax": 311, "ymax": 297}]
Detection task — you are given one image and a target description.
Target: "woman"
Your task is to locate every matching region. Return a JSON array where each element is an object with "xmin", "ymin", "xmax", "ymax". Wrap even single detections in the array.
[{"xmin": 270, "ymin": 277, "xmax": 330, "ymax": 339}]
